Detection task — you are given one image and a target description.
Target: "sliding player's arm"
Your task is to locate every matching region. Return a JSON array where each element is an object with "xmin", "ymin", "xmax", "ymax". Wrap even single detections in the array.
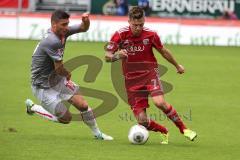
[
  {"xmin": 79, "ymin": 12, "xmax": 90, "ymax": 32},
  {"xmin": 157, "ymin": 47, "xmax": 185, "ymax": 74},
  {"xmin": 54, "ymin": 60, "xmax": 71, "ymax": 80},
  {"xmin": 67, "ymin": 12, "xmax": 90, "ymax": 36}
]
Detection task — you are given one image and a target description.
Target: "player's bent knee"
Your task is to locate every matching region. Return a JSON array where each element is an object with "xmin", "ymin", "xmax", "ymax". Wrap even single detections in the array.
[
  {"xmin": 58, "ymin": 112, "xmax": 72, "ymax": 124},
  {"xmin": 76, "ymin": 100, "xmax": 89, "ymax": 112},
  {"xmin": 79, "ymin": 104, "xmax": 88, "ymax": 112},
  {"xmin": 154, "ymin": 100, "xmax": 167, "ymax": 108},
  {"xmin": 59, "ymin": 116, "xmax": 72, "ymax": 124},
  {"xmin": 69, "ymin": 94, "xmax": 89, "ymax": 111}
]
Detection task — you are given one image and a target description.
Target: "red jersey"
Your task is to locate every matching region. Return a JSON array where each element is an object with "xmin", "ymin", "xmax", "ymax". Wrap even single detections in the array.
[{"xmin": 109, "ymin": 26, "xmax": 164, "ymax": 77}]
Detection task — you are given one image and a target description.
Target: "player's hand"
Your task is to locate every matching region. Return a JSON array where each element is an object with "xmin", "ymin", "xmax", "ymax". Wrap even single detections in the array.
[
  {"xmin": 82, "ymin": 12, "xmax": 89, "ymax": 23},
  {"xmin": 118, "ymin": 49, "xmax": 128, "ymax": 59},
  {"xmin": 176, "ymin": 64, "xmax": 185, "ymax": 74}
]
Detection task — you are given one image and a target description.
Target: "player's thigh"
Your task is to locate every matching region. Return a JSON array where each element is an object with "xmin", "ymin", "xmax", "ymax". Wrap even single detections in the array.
[
  {"xmin": 42, "ymin": 98, "xmax": 71, "ymax": 123},
  {"xmin": 32, "ymin": 86, "xmax": 67, "ymax": 117},
  {"xmin": 58, "ymin": 79, "xmax": 87, "ymax": 109},
  {"xmin": 147, "ymin": 72, "xmax": 164, "ymax": 97},
  {"xmin": 126, "ymin": 85, "xmax": 149, "ymax": 120},
  {"xmin": 59, "ymin": 79, "xmax": 79, "ymax": 100},
  {"xmin": 32, "ymin": 86, "xmax": 57, "ymax": 114},
  {"xmin": 127, "ymin": 85, "xmax": 149, "ymax": 107},
  {"xmin": 128, "ymin": 92, "xmax": 149, "ymax": 115}
]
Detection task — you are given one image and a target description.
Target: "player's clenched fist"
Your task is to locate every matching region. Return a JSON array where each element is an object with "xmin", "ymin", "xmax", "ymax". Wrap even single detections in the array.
[
  {"xmin": 82, "ymin": 12, "xmax": 89, "ymax": 22},
  {"xmin": 118, "ymin": 49, "xmax": 128, "ymax": 59}
]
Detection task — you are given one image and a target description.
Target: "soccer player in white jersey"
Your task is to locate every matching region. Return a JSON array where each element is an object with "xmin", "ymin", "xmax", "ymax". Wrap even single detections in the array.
[{"xmin": 26, "ymin": 10, "xmax": 113, "ymax": 140}]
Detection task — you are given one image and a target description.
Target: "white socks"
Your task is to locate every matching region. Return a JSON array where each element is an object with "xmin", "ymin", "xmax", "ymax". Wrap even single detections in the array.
[
  {"xmin": 31, "ymin": 104, "xmax": 59, "ymax": 122},
  {"xmin": 30, "ymin": 104, "xmax": 101, "ymax": 136},
  {"xmin": 81, "ymin": 107, "xmax": 101, "ymax": 136}
]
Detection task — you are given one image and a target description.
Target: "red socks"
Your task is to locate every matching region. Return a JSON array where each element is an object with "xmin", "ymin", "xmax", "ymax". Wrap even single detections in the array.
[
  {"xmin": 146, "ymin": 120, "xmax": 168, "ymax": 134},
  {"xmin": 163, "ymin": 105, "xmax": 187, "ymax": 133}
]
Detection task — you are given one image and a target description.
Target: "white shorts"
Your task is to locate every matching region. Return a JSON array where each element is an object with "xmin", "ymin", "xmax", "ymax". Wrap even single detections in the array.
[{"xmin": 32, "ymin": 78, "xmax": 79, "ymax": 117}]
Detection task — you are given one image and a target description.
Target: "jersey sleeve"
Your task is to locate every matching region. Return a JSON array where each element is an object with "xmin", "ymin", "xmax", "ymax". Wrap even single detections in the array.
[
  {"xmin": 110, "ymin": 31, "xmax": 121, "ymax": 43},
  {"xmin": 152, "ymin": 32, "xmax": 163, "ymax": 50},
  {"xmin": 66, "ymin": 24, "xmax": 81, "ymax": 37},
  {"xmin": 42, "ymin": 41, "xmax": 63, "ymax": 61},
  {"xmin": 105, "ymin": 31, "xmax": 121, "ymax": 52}
]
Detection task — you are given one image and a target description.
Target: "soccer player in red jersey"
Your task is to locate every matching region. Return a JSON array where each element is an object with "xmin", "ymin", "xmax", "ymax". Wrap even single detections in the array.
[{"xmin": 105, "ymin": 6, "xmax": 197, "ymax": 144}]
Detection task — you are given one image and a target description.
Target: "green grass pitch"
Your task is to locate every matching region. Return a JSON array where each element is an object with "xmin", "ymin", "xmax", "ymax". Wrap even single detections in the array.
[{"xmin": 0, "ymin": 39, "xmax": 239, "ymax": 160}]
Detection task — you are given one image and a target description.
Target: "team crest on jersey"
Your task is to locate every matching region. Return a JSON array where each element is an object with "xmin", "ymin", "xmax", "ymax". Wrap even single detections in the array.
[{"xmin": 143, "ymin": 39, "xmax": 149, "ymax": 45}]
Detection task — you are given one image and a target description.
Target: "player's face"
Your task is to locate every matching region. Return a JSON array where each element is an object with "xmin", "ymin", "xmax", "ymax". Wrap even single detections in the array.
[
  {"xmin": 128, "ymin": 17, "xmax": 145, "ymax": 37},
  {"xmin": 52, "ymin": 19, "xmax": 69, "ymax": 37}
]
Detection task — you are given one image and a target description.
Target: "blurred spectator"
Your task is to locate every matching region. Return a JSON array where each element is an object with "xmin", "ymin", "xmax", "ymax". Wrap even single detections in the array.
[
  {"xmin": 221, "ymin": 9, "xmax": 238, "ymax": 20},
  {"xmin": 114, "ymin": 0, "xmax": 129, "ymax": 16},
  {"xmin": 103, "ymin": 0, "xmax": 117, "ymax": 15},
  {"xmin": 138, "ymin": 0, "xmax": 151, "ymax": 16}
]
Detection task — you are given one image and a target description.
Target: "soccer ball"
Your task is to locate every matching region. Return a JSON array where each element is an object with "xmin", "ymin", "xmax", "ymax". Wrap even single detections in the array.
[{"xmin": 128, "ymin": 124, "xmax": 149, "ymax": 144}]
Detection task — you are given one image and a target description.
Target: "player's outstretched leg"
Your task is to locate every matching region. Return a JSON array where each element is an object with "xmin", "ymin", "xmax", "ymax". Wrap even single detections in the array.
[
  {"xmin": 69, "ymin": 94, "xmax": 113, "ymax": 140},
  {"xmin": 152, "ymin": 95, "xmax": 197, "ymax": 141},
  {"xmin": 81, "ymin": 107, "xmax": 113, "ymax": 141},
  {"xmin": 163, "ymin": 105, "xmax": 197, "ymax": 141},
  {"xmin": 134, "ymin": 109, "xmax": 169, "ymax": 144},
  {"xmin": 25, "ymin": 99, "xmax": 58, "ymax": 122}
]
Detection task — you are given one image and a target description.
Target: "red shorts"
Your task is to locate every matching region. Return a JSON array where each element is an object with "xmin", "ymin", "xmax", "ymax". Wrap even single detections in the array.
[{"xmin": 124, "ymin": 68, "xmax": 164, "ymax": 116}]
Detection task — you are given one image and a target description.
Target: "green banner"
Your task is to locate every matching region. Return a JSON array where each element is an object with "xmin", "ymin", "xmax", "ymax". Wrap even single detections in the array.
[
  {"xmin": 90, "ymin": 0, "xmax": 240, "ymax": 19},
  {"xmin": 151, "ymin": 0, "xmax": 240, "ymax": 19}
]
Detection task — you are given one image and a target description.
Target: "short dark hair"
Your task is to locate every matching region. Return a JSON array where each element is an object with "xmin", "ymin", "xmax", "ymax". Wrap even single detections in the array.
[
  {"xmin": 129, "ymin": 6, "xmax": 144, "ymax": 20},
  {"xmin": 51, "ymin": 9, "xmax": 70, "ymax": 23}
]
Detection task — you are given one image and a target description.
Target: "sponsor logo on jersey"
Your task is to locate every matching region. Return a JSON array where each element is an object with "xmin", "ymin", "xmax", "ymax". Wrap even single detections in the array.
[
  {"xmin": 127, "ymin": 45, "xmax": 145, "ymax": 52},
  {"xmin": 143, "ymin": 39, "xmax": 149, "ymax": 45}
]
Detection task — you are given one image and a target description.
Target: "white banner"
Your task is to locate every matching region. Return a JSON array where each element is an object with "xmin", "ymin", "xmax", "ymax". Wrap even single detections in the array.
[{"xmin": 0, "ymin": 16, "xmax": 240, "ymax": 46}]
